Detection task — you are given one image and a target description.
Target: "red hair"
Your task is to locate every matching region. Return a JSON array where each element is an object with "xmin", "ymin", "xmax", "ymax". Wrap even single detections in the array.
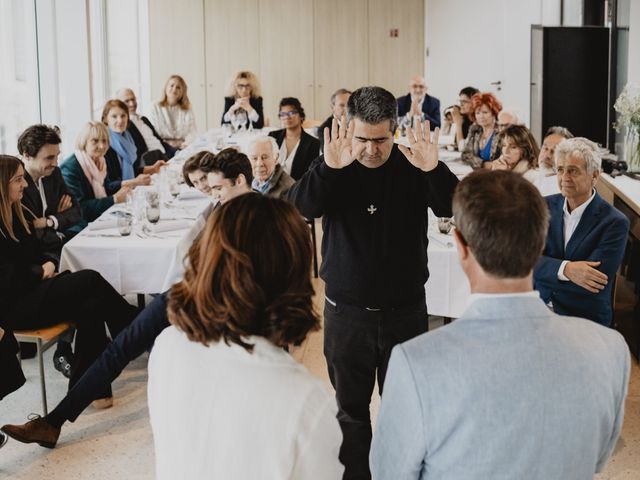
[{"xmin": 468, "ymin": 92, "xmax": 502, "ymax": 122}]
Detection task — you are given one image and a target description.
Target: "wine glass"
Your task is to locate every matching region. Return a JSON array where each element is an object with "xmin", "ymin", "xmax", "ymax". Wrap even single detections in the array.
[{"xmin": 117, "ymin": 213, "xmax": 133, "ymax": 236}]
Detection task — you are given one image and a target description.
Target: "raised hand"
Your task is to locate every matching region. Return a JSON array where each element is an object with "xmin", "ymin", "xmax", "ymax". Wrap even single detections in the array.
[
  {"xmin": 323, "ymin": 115, "xmax": 363, "ymax": 169},
  {"xmin": 399, "ymin": 120, "xmax": 439, "ymax": 172}
]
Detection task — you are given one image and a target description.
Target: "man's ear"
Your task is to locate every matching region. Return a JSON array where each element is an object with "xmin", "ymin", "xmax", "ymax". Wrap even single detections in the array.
[
  {"xmin": 236, "ymin": 174, "xmax": 247, "ymax": 186},
  {"xmin": 453, "ymin": 229, "xmax": 469, "ymax": 260}
]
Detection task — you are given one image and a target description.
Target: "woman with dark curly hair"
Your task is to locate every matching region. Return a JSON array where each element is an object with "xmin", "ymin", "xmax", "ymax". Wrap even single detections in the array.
[
  {"xmin": 490, "ymin": 124, "xmax": 540, "ymax": 182},
  {"xmin": 148, "ymin": 193, "xmax": 343, "ymax": 479},
  {"xmin": 268, "ymin": 97, "xmax": 320, "ymax": 180},
  {"xmin": 461, "ymin": 92, "xmax": 502, "ymax": 169}
]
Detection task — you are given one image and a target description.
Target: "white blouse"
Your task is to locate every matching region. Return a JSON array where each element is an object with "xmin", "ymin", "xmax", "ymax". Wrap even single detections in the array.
[
  {"xmin": 149, "ymin": 102, "xmax": 197, "ymax": 142},
  {"xmin": 148, "ymin": 327, "xmax": 344, "ymax": 480}
]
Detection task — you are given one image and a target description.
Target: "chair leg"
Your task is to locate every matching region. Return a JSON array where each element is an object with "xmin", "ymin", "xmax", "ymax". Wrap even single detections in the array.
[
  {"xmin": 309, "ymin": 219, "xmax": 319, "ymax": 278},
  {"xmin": 36, "ymin": 339, "xmax": 48, "ymax": 416}
]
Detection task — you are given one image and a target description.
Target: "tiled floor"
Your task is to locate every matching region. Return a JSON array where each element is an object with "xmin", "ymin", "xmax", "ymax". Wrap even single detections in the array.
[{"xmin": 1, "ymin": 279, "xmax": 639, "ymax": 478}]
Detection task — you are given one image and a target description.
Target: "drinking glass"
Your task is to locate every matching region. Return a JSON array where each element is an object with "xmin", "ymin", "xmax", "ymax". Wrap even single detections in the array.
[
  {"xmin": 146, "ymin": 206, "xmax": 160, "ymax": 224},
  {"xmin": 438, "ymin": 217, "xmax": 452, "ymax": 234},
  {"xmin": 117, "ymin": 213, "xmax": 133, "ymax": 236}
]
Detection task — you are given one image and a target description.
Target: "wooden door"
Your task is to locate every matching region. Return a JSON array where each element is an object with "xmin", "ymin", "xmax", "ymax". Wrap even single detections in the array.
[
  {"xmin": 368, "ymin": 0, "xmax": 424, "ymax": 98},
  {"xmin": 312, "ymin": 0, "xmax": 369, "ymax": 122},
  {"xmin": 258, "ymin": 0, "xmax": 315, "ymax": 126},
  {"xmin": 204, "ymin": 0, "xmax": 260, "ymax": 129}
]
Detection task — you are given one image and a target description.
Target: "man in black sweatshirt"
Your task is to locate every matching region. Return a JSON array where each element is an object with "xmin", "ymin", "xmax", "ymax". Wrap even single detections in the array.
[{"xmin": 288, "ymin": 86, "xmax": 459, "ymax": 480}]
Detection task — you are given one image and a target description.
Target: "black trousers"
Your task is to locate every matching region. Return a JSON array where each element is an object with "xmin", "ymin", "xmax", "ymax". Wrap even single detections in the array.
[
  {"xmin": 5, "ymin": 270, "xmax": 137, "ymax": 398},
  {"xmin": 323, "ymin": 298, "xmax": 428, "ymax": 480}
]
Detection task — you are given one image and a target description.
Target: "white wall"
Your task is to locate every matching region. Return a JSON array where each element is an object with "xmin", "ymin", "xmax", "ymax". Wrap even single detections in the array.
[{"xmin": 628, "ymin": 0, "xmax": 640, "ymax": 85}]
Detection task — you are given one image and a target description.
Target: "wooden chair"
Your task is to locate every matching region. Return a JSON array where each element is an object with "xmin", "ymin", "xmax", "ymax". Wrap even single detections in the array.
[
  {"xmin": 15, "ymin": 322, "xmax": 74, "ymax": 415},
  {"xmin": 305, "ymin": 218, "xmax": 319, "ymax": 278}
]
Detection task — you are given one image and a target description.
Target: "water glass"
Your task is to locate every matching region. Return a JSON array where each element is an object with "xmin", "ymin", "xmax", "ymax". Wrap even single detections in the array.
[
  {"xmin": 146, "ymin": 206, "xmax": 160, "ymax": 224},
  {"xmin": 438, "ymin": 217, "xmax": 452, "ymax": 234},
  {"xmin": 117, "ymin": 213, "xmax": 133, "ymax": 236}
]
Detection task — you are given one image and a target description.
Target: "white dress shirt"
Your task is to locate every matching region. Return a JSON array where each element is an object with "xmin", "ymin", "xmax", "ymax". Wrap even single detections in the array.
[
  {"xmin": 148, "ymin": 327, "xmax": 343, "ymax": 480},
  {"xmin": 129, "ymin": 113, "xmax": 165, "ymax": 153},
  {"xmin": 279, "ymin": 138, "xmax": 299, "ymax": 176},
  {"xmin": 557, "ymin": 189, "xmax": 596, "ymax": 280}
]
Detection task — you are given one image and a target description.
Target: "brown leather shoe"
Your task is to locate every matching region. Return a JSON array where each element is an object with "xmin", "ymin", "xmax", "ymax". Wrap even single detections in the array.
[{"xmin": 1, "ymin": 415, "xmax": 61, "ymax": 449}]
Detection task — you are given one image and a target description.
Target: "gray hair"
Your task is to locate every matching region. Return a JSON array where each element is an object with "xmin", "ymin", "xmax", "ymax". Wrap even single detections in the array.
[
  {"xmin": 330, "ymin": 88, "xmax": 352, "ymax": 105},
  {"xmin": 247, "ymin": 136, "xmax": 279, "ymax": 159},
  {"xmin": 347, "ymin": 86, "xmax": 398, "ymax": 132},
  {"xmin": 554, "ymin": 137, "xmax": 601, "ymax": 173},
  {"xmin": 545, "ymin": 126, "xmax": 574, "ymax": 140}
]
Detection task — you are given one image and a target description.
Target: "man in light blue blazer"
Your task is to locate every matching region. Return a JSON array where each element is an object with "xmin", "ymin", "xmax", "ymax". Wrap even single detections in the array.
[
  {"xmin": 533, "ymin": 137, "xmax": 629, "ymax": 327},
  {"xmin": 370, "ymin": 170, "xmax": 630, "ymax": 480}
]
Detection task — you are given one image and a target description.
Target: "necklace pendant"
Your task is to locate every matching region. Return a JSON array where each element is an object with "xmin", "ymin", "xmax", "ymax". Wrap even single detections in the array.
[{"xmin": 367, "ymin": 204, "xmax": 377, "ymax": 215}]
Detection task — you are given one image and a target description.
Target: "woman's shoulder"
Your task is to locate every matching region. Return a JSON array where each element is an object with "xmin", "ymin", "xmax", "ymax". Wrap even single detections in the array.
[{"xmin": 60, "ymin": 154, "xmax": 80, "ymax": 172}]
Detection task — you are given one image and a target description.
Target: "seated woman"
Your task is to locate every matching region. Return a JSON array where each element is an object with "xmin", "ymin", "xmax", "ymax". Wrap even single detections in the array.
[
  {"xmin": 221, "ymin": 71, "xmax": 264, "ymax": 130},
  {"xmin": 0, "ymin": 155, "xmax": 137, "ymax": 419},
  {"xmin": 182, "ymin": 151, "xmax": 213, "ymax": 197},
  {"xmin": 60, "ymin": 122, "xmax": 132, "ymax": 235},
  {"xmin": 461, "ymin": 92, "xmax": 502, "ymax": 169},
  {"xmin": 490, "ymin": 124, "xmax": 540, "ymax": 183},
  {"xmin": 150, "ymin": 75, "xmax": 197, "ymax": 149},
  {"xmin": 268, "ymin": 97, "xmax": 320, "ymax": 180},
  {"xmin": 102, "ymin": 99, "xmax": 165, "ymax": 193},
  {"xmin": 148, "ymin": 193, "xmax": 343, "ymax": 479}
]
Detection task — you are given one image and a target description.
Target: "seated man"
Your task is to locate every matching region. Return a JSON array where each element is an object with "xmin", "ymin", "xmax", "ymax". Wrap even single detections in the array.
[
  {"xmin": 496, "ymin": 109, "xmax": 522, "ymax": 133},
  {"xmin": 533, "ymin": 126, "xmax": 574, "ymax": 196},
  {"xmin": 246, "ymin": 137, "xmax": 295, "ymax": 199},
  {"xmin": 534, "ymin": 137, "xmax": 629, "ymax": 326},
  {"xmin": 397, "ymin": 75, "xmax": 440, "ymax": 130},
  {"xmin": 317, "ymin": 88, "xmax": 351, "ymax": 153},
  {"xmin": 1, "ymin": 150, "xmax": 253, "ymax": 449},
  {"xmin": 116, "ymin": 87, "xmax": 176, "ymax": 160},
  {"xmin": 18, "ymin": 124, "xmax": 82, "ymax": 377},
  {"xmin": 371, "ymin": 170, "xmax": 630, "ymax": 480}
]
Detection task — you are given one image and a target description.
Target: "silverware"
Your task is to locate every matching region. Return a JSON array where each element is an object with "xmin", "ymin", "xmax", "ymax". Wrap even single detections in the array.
[{"xmin": 82, "ymin": 233, "xmax": 122, "ymax": 238}]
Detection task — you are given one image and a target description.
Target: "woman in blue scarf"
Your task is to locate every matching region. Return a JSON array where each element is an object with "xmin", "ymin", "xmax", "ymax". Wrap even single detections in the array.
[{"xmin": 102, "ymin": 100, "xmax": 165, "ymax": 192}]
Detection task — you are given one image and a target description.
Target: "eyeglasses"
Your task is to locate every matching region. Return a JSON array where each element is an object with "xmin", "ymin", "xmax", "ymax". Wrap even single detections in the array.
[
  {"xmin": 236, "ymin": 83, "xmax": 251, "ymax": 89},
  {"xmin": 278, "ymin": 111, "xmax": 299, "ymax": 118},
  {"xmin": 411, "ymin": 84, "xmax": 425, "ymax": 89}
]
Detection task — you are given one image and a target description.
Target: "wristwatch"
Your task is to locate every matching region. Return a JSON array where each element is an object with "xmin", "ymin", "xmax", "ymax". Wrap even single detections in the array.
[{"xmin": 46, "ymin": 217, "xmax": 54, "ymax": 228}]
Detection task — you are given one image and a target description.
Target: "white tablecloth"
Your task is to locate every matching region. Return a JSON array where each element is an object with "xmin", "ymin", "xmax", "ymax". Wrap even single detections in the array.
[{"xmin": 60, "ymin": 196, "xmax": 211, "ymax": 295}]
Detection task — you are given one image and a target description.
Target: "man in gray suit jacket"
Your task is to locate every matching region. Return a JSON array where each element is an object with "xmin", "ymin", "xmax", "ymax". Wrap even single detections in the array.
[{"xmin": 370, "ymin": 170, "xmax": 630, "ymax": 480}]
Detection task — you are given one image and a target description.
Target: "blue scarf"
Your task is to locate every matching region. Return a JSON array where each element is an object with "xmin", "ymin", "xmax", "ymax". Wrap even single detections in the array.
[{"xmin": 109, "ymin": 129, "xmax": 137, "ymax": 180}]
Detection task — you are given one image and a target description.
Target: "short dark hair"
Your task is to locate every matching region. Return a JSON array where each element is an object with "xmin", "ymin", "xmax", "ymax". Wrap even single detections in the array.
[
  {"xmin": 452, "ymin": 170, "xmax": 549, "ymax": 278},
  {"xmin": 347, "ymin": 86, "xmax": 398, "ymax": 132},
  {"xmin": 168, "ymin": 193, "xmax": 319, "ymax": 350},
  {"xmin": 17, "ymin": 125, "xmax": 61, "ymax": 158},
  {"xmin": 101, "ymin": 99, "xmax": 130, "ymax": 126},
  {"xmin": 279, "ymin": 97, "xmax": 306, "ymax": 121},
  {"xmin": 182, "ymin": 151, "xmax": 214, "ymax": 187},
  {"xmin": 200, "ymin": 148, "xmax": 253, "ymax": 185},
  {"xmin": 459, "ymin": 86, "xmax": 479, "ymax": 98}
]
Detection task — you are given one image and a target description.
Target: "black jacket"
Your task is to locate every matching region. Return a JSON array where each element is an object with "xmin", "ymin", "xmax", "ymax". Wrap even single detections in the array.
[
  {"xmin": 288, "ymin": 145, "xmax": 459, "ymax": 308},
  {"xmin": 104, "ymin": 147, "xmax": 145, "ymax": 193},
  {"xmin": 221, "ymin": 96, "xmax": 264, "ymax": 129},
  {"xmin": 21, "ymin": 169, "xmax": 82, "ymax": 257},
  {"xmin": 268, "ymin": 128, "xmax": 321, "ymax": 180},
  {"xmin": 127, "ymin": 116, "xmax": 176, "ymax": 162}
]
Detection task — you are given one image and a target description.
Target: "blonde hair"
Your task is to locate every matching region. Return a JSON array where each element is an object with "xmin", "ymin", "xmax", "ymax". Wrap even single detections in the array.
[
  {"xmin": 76, "ymin": 121, "xmax": 110, "ymax": 151},
  {"xmin": 160, "ymin": 75, "xmax": 191, "ymax": 110},
  {"xmin": 0, "ymin": 155, "xmax": 30, "ymax": 241},
  {"xmin": 225, "ymin": 71, "xmax": 262, "ymax": 98}
]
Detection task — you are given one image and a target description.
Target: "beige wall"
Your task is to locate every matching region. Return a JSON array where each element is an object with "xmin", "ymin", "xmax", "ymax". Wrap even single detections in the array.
[{"xmin": 148, "ymin": 0, "xmax": 425, "ymax": 130}]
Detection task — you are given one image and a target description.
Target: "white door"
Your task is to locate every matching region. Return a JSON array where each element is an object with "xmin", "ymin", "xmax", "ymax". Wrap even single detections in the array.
[{"xmin": 425, "ymin": 0, "xmax": 543, "ymax": 126}]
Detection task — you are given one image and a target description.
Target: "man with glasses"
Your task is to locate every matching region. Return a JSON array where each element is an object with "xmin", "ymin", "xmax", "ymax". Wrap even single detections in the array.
[
  {"xmin": 397, "ymin": 75, "xmax": 440, "ymax": 130},
  {"xmin": 289, "ymin": 86, "xmax": 458, "ymax": 480}
]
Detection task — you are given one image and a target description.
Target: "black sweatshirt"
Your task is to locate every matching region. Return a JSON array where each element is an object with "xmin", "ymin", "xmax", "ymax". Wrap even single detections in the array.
[{"xmin": 288, "ymin": 145, "xmax": 459, "ymax": 308}]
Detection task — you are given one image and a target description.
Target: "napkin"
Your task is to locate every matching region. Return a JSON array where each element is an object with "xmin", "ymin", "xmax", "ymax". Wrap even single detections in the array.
[
  {"xmin": 147, "ymin": 220, "xmax": 190, "ymax": 233},
  {"xmin": 88, "ymin": 219, "xmax": 118, "ymax": 231},
  {"xmin": 178, "ymin": 189, "xmax": 208, "ymax": 200}
]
